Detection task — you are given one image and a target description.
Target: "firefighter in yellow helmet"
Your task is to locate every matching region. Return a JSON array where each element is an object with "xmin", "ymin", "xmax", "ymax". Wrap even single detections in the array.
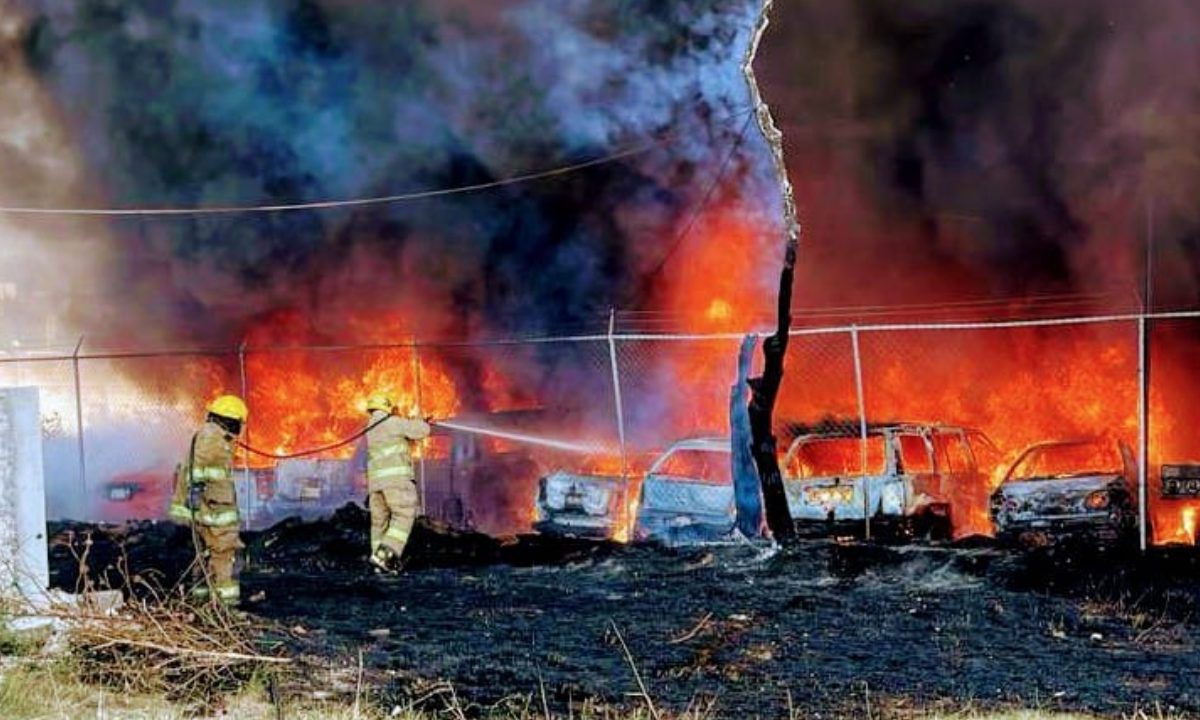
[
  {"xmin": 363, "ymin": 392, "xmax": 430, "ymax": 572},
  {"xmin": 169, "ymin": 394, "xmax": 247, "ymax": 605}
]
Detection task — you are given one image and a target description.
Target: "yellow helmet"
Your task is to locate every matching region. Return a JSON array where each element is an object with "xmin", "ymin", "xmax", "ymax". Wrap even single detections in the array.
[
  {"xmin": 207, "ymin": 394, "xmax": 248, "ymax": 422},
  {"xmin": 365, "ymin": 392, "xmax": 394, "ymax": 413}
]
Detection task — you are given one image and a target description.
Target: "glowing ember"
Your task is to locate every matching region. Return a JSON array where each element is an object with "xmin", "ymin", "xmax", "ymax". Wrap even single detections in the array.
[
  {"xmin": 660, "ymin": 209, "xmax": 775, "ymax": 333},
  {"xmin": 705, "ymin": 299, "xmax": 733, "ymax": 323}
]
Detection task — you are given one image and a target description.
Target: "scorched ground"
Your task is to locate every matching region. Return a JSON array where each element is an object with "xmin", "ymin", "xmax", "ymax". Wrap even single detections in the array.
[{"xmin": 50, "ymin": 507, "xmax": 1200, "ymax": 717}]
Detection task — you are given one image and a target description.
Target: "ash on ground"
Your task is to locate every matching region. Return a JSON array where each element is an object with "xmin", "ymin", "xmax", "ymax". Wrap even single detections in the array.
[{"xmin": 48, "ymin": 507, "xmax": 1200, "ymax": 717}]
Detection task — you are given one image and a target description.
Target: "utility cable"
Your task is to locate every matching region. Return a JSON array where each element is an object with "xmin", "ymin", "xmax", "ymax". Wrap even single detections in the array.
[
  {"xmin": 0, "ymin": 107, "xmax": 756, "ymax": 217},
  {"xmin": 636, "ymin": 110, "xmax": 758, "ymax": 299}
]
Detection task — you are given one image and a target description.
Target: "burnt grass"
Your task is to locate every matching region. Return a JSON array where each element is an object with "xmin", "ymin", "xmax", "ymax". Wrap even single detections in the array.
[{"xmin": 49, "ymin": 505, "xmax": 1200, "ymax": 718}]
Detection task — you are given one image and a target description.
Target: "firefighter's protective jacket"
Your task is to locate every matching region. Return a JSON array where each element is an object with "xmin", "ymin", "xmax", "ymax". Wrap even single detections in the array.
[
  {"xmin": 169, "ymin": 421, "xmax": 239, "ymax": 527},
  {"xmin": 365, "ymin": 412, "xmax": 431, "ymax": 491}
]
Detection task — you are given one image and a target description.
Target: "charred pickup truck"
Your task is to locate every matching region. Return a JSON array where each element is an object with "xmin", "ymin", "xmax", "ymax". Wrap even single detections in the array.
[
  {"xmin": 783, "ymin": 423, "xmax": 999, "ymax": 540},
  {"xmin": 535, "ymin": 438, "xmax": 734, "ymax": 545},
  {"xmin": 990, "ymin": 438, "xmax": 1138, "ymax": 548}
]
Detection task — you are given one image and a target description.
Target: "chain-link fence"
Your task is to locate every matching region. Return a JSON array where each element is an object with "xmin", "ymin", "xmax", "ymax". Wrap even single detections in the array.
[{"xmin": 2, "ymin": 312, "xmax": 1198, "ymax": 547}]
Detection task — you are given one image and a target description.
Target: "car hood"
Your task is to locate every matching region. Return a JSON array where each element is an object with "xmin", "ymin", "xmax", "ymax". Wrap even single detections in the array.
[{"xmin": 997, "ymin": 474, "xmax": 1125, "ymax": 502}]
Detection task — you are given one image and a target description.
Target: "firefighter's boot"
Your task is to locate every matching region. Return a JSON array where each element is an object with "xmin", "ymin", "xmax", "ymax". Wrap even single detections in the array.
[{"xmin": 369, "ymin": 545, "xmax": 397, "ymax": 574}]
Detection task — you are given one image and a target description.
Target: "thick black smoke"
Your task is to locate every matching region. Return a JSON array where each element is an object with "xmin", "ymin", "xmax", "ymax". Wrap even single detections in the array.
[
  {"xmin": 14, "ymin": 0, "xmax": 776, "ymax": 345},
  {"xmin": 758, "ymin": 0, "xmax": 1200, "ymax": 312}
]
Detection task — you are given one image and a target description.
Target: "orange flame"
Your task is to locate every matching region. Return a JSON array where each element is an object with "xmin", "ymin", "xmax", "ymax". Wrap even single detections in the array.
[
  {"xmin": 653, "ymin": 209, "xmax": 1200, "ymax": 543},
  {"xmin": 611, "ymin": 474, "xmax": 644, "ymax": 544}
]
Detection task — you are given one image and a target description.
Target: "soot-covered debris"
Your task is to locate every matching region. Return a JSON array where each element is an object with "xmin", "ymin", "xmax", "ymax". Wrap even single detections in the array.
[
  {"xmin": 248, "ymin": 503, "xmax": 618, "ymax": 573},
  {"xmin": 47, "ymin": 511, "xmax": 1200, "ymax": 717}
]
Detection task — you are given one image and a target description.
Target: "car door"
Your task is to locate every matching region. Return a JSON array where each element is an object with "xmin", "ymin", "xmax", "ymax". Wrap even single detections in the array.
[
  {"xmin": 1117, "ymin": 440, "xmax": 1138, "ymax": 508},
  {"xmin": 933, "ymin": 428, "xmax": 991, "ymax": 533},
  {"xmin": 894, "ymin": 431, "xmax": 936, "ymax": 515}
]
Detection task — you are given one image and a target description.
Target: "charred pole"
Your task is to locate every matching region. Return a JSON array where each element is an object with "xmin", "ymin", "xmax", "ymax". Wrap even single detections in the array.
[
  {"xmin": 747, "ymin": 250, "xmax": 797, "ymax": 542},
  {"xmin": 743, "ymin": 0, "xmax": 799, "ymax": 543}
]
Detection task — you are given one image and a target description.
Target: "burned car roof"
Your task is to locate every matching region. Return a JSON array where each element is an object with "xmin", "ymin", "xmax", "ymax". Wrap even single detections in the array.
[
  {"xmin": 1001, "ymin": 438, "xmax": 1129, "ymax": 484},
  {"xmin": 661, "ymin": 436, "xmax": 729, "ymax": 452},
  {"xmin": 783, "ymin": 421, "xmax": 985, "ymax": 440}
]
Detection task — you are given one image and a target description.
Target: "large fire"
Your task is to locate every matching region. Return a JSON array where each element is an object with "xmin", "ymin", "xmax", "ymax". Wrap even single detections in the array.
[
  {"xmin": 213, "ymin": 311, "xmax": 463, "ymax": 465},
  {"xmin": 26, "ymin": 212, "xmax": 1200, "ymax": 546},
  {"xmin": 653, "ymin": 210, "xmax": 1200, "ymax": 545}
]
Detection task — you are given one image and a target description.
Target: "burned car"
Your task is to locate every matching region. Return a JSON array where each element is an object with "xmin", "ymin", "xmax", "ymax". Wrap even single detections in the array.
[
  {"xmin": 535, "ymin": 438, "xmax": 734, "ymax": 545},
  {"xmin": 534, "ymin": 452, "xmax": 655, "ymax": 540},
  {"xmin": 990, "ymin": 439, "xmax": 1138, "ymax": 548},
  {"xmin": 633, "ymin": 437, "xmax": 734, "ymax": 545},
  {"xmin": 98, "ymin": 468, "xmax": 174, "ymax": 524},
  {"xmin": 535, "ymin": 469, "xmax": 630, "ymax": 539},
  {"xmin": 783, "ymin": 424, "xmax": 999, "ymax": 540}
]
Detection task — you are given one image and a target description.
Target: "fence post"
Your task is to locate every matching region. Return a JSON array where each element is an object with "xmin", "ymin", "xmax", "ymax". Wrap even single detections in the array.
[
  {"xmin": 1138, "ymin": 315, "xmax": 1148, "ymax": 551},
  {"xmin": 607, "ymin": 309, "xmax": 629, "ymax": 480},
  {"xmin": 238, "ymin": 340, "xmax": 251, "ymax": 530},
  {"xmin": 850, "ymin": 326, "xmax": 870, "ymax": 541},
  {"xmin": 412, "ymin": 343, "xmax": 426, "ymax": 516},
  {"xmin": 72, "ymin": 335, "xmax": 86, "ymax": 516}
]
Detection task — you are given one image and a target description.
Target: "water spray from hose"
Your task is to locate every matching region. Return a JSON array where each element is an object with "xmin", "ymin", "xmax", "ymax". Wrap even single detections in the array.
[{"xmin": 431, "ymin": 420, "xmax": 610, "ymax": 455}]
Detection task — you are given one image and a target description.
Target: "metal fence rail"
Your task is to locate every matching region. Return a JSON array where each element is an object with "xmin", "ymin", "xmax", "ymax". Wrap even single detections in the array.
[{"xmin": 2, "ymin": 309, "xmax": 1198, "ymax": 546}]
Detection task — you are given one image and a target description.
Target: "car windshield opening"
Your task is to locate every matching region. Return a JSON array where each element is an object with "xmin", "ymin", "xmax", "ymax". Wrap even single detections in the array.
[
  {"xmin": 788, "ymin": 436, "xmax": 886, "ymax": 478},
  {"xmin": 653, "ymin": 449, "xmax": 731, "ymax": 485},
  {"xmin": 1008, "ymin": 441, "xmax": 1123, "ymax": 482}
]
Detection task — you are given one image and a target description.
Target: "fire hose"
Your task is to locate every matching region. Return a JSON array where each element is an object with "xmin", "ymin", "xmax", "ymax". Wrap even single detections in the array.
[
  {"xmin": 429, "ymin": 419, "xmax": 607, "ymax": 454},
  {"xmin": 235, "ymin": 413, "xmax": 396, "ymax": 460},
  {"xmin": 236, "ymin": 416, "xmax": 607, "ymax": 460}
]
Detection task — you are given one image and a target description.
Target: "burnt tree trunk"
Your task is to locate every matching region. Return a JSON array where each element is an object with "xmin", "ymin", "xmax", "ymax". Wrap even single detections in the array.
[
  {"xmin": 730, "ymin": 333, "xmax": 764, "ymax": 537},
  {"xmin": 748, "ymin": 245, "xmax": 797, "ymax": 543}
]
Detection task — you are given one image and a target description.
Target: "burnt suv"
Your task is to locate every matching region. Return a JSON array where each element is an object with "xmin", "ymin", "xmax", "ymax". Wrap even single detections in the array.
[
  {"xmin": 990, "ymin": 438, "xmax": 1138, "ymax": 548},
  {"xmin": 783, "ymin": 423, "xmax": 1000, "ymax": 540}
]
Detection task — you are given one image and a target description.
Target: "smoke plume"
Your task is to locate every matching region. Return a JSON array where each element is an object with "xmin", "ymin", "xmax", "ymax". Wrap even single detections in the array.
[
  {"xmin": 8, "ymin": 0, "xmax": 778, "ymax": 348},
  {"xmin": 757, "ymin": 0, "xmax": 1200, "ymax": 314},
  {"xmin": 0, "ymin": 0, "xmax": 114, "ymax": 350}
]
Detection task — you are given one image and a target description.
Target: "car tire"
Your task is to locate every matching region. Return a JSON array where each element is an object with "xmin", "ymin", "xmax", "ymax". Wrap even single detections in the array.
[
  {"xmin": 927, "ymin": 513, "xmax": 953, "ymax": 542},
  {"xmin": 903, "ymin": 512, "xmax": 951, "ymax": 543}
]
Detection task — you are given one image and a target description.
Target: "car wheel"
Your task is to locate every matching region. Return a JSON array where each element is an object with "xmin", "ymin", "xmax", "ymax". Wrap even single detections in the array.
[
  {"xmin": 927, "ymin": 513, "xmax": 953, "ymax": 542},
  {"xmin": 906, "ymin": 512, "xmax": 951, "ymax": 543}
]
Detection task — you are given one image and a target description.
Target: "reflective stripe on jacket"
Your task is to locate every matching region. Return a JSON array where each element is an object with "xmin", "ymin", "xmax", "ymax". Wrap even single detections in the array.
[
  {"xmin": 196, "ymin": 507, "xmax": 240, "ymax": 526},
  {"xmin": 365, "ymin": 412, "xmax": 431, "ymax": 491},
  {"xmin": 192, "ymin": 466, "xmax": 231, "ymax": 481},
  {"xmin": 168, "ymin": 502, "xmax": 193, "ymax": 523},
  {"xmin": 175, "ymin": 421, "xmax": 240, "ymax": 527}
]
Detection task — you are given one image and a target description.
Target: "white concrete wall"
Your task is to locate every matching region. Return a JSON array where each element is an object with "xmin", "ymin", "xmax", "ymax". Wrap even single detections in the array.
[{"xmin": 0, "ymin": 387, "xmax": 49, "ymax": 598}]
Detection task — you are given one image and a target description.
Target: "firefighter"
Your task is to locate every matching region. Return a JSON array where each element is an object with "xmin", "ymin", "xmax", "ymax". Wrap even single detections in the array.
[
  {"xmin": 169, "ymin": 394, "xmax": 248, "ymax": 605},
  {"xmin": 363, "ymin": 392, "xmax": 431, "ymax": 572}
]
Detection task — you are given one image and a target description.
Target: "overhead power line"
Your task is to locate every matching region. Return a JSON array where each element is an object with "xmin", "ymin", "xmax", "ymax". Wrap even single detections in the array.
[
  {"xmin": 633, "ymin": 110, "xmax": 758, "ymax": 303},
  {"xmin": 0, "ymin": 107, "xmax": 756, "ymax": 217}
]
